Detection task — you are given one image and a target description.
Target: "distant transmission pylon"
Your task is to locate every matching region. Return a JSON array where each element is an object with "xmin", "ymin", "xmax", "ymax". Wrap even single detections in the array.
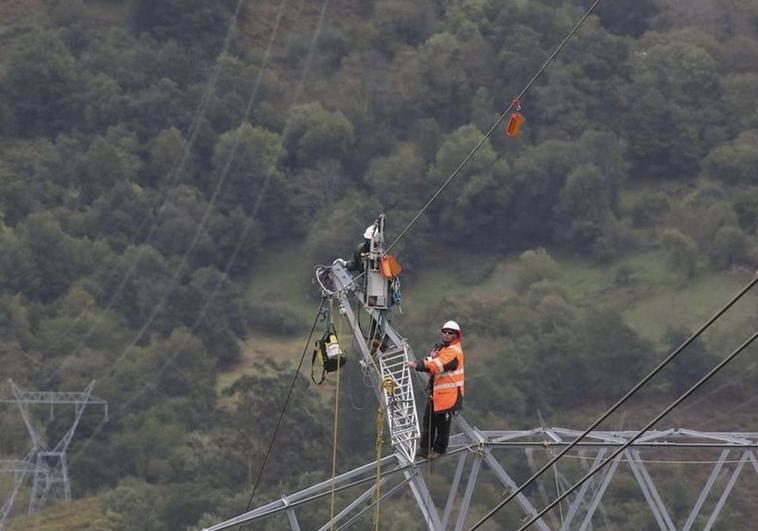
[
  {"xmin": 1, "ymin": 379, "xmax": 108, "ymax": 515},
  {"xmin": 0, "ymin": 451, "xmax": 32, "ymax": 531}
]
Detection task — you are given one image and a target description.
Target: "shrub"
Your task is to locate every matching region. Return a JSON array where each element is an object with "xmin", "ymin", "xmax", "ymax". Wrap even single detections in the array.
[{"xmin": 516, "ymin": 248, "xmax": 559, "ymax": 292}]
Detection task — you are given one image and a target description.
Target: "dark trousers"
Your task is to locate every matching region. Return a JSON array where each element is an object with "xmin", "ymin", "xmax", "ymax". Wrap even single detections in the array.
[{"xmin": 419, "ymin": 399, "xmax": 452, "ymax": 454}]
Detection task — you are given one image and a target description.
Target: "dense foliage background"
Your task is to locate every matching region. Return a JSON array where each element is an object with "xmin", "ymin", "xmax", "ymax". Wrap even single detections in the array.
[{"xmin": 2, "ymin": 0, "xmax": 758, "ymax": 529}]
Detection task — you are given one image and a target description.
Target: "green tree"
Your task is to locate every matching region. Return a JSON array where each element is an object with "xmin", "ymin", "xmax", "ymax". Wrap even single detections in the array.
[
  {"xmin": 152, "ymin": 185, "xmax": 215, "ymax": 264},
  {"xmin": 210, "ymin": 123, "xmax": 285, "ymax": 214},
  {"xmin": 709, "ymin": 225, "xmax": 751, "ymax": 269},
  {"xmin": 373, "ymin": 0, "xmax": 435, "ymax": 50},
  {"xmin": 509, "ymin": 139, "xmax": 580, "ymax": 244},
  {"xmin": 95, "ymin": 244, "xmax": 172, "ymax": 329},
  {"xmin": 221, "ymin": 363, "xmax": 332, "ymax": 495},
  {"xmin": 144, "ymin": 127, "xmax": 192, "ymax": 187},
  {"xmin": 306, "ymin": 191, "xmax": 382, "ymax": 263},
  {"xmin": 556, "ymin": 164, "xmax": 613, "ymax": 249},
  {"xmin": 104, "ymin": 478, "xmax": 164, "ymax": 531},
  {"xmin": 516, "ymin": 308, "xmax": 651, "ymax": 408},
  {"xmin": 662, "ymin": 327, "xmax": 716, "ymax": 395},
  {"xmin": 721, "ymin": 73, "xmax": 758, "ymax": 133},
  {"xmin": 623, "ymin": 87, "xmax": 701, "ymax": 178},
  {"xmin": 17, "ymin": 212, "xmax": 108, "ymax": 302},
  {"xmin": 661, "ymin": 228, "xmax": 698, "ymax": 279},
  {"xmin": 82, "ymin": 73, "xmax": 127, "ymax": 131},
  {"xmin": 624, "ymin": 39, "xmax": 720, "ymax": 178},
  {"xmin": 1, "ymin": 31, "xmax": 79, "ymax": 135},
  {"xmin": 126, "ymin": 78, "xmax": 185, "ymax": 139},
  {"xmin": 82, "ymin": 182, "xmax": 152, "ymax": 251},
  {"xmin": 428, "ymin": 124, "xmax": 512, "ymax": 246},
  {"xmin": 283, "ymin": 102, "xmax": 355, "ymax": 167},
  {"xmin": 733, "ymin": 187, "xmax": 758, "ymax": 233},
  {"xmin": 517, "ymin": 247, "xmax": 559, "ymax": 292},
  {"xmin": 79, "ymin": 124, "xmax": 142, "ymax": 202},
  {"xmin": 597, "ymin": 0, "xmax": 658, "ymax": 37},
  {"xmin": 364, "ymin": 142, "xmax": 427, "ymax": 211},
  {"xmin": 178, "ymin": 267, "xmax": 247, "ymax": 363},
  {"xmin": 704, "ymin": 142, "xmax": 758, "ymax": 184},
  {"xmin": 129, "ymin": 0, "xmax": 231, "ymax": 49}
]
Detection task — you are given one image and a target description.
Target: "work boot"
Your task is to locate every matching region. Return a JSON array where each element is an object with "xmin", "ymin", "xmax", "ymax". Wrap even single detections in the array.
[
  {"xmin": 416, "ymin": 449, "xmax": 429, "ymax": 460},
  {"xmin": 428, "ymin": 451, "xmax": 443, "ymax": 460}
]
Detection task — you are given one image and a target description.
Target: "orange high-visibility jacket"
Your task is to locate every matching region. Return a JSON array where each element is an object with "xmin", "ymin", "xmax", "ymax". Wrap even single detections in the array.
[{"xmin": 422, "ymin": 339, "xmax": 464, "ymax": 412}]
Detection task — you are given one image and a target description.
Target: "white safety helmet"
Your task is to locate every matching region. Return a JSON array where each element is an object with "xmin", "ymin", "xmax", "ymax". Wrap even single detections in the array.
[
  {"xmin": 441, "ymin": 320, "xmax": 461, "ymax": 333},
  {"xmin": 364, "ymin": 224, "xmax": 377, "ymax": 240}
]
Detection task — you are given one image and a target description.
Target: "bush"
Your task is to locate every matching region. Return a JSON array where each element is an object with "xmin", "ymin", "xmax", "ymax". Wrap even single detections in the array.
[
  {"xmin": 516, "ymin": 247, "xmax": 559, "ymax": 292},
  {"xmin": 628, "ymin": 192, "xmax": 670, "ymax": 227},
  {"xmin": 661, "ymin": 228, "xmax": 698, "ymax": 279},
  {"xmin": 704, "ymin": 143, "xmax": 758, "ymax": 184},
  {"xmin": 453, "ymin": 258, "xmax": 496, "ymax": 286},
  {"xmin": 708, "ymin": 225, "xmax": 751, "ymax": 269},
  {"xmin": 592, "ymin": 218, "xmax": 639, "ymax": 262},
  {"xmin": 246, "ymin": 302, "xmax": 307, "ymax": 336}
]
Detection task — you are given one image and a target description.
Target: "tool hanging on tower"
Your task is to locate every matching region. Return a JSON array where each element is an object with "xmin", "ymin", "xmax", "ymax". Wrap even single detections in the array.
[{"xmin": 311, "ymin": 311, "xmax": 346, "ymax": 385}]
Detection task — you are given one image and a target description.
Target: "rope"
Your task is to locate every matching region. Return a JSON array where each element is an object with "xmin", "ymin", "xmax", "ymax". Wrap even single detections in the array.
[
  {"xmin": 384, "ymin": 0, "xmax": 606, "ymax": 256},
  {"xmin": 238, "ymin": 298, "xmax": 326, "ymax": 530},
  {"xmin": 374, "ymin": 403, "xmax": 385, "ymax": 531},
  {"xmin": 328, "ymin": 303, "xmax": 343, "ymax": 529},
  {"xmin": 513, "ymin": 327, "xmax": 758, "ymax": 531},
  {"xmin": 470, "ymin": 273, "xmax": 758, "ymax": 529},
  {"xmin": 371, "ymin": 378, "xmax": 397, "ymax": 530}
]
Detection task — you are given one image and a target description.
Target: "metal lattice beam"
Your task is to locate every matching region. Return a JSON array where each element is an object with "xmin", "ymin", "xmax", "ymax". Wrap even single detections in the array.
[
  {"xmin": 203, "ymin": 428, "xmax": 758, "ymax": 531},
  {"xmin": 205, "ymin": 227, "xmax": 758, "ymax": 531}
]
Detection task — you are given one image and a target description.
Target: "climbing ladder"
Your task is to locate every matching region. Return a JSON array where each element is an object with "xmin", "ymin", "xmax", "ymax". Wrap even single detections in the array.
[
  {"xmin": 329, "ymin": 262, "xmax": 421, "ymax": 465},
  {"xmin": 377, "ymin": 342, "xmax": 418, "ymax": 461}
]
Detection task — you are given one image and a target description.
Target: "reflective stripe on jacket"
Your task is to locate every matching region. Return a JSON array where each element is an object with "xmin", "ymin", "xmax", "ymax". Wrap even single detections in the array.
[{"xmin": 423, "ymin": 339, "xmax": 464, "ymax": 412}]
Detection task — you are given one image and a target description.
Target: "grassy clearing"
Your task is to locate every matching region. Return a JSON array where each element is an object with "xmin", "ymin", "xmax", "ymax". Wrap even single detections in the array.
[
  {"xmin": 5, "ymin": 496, "xmax": 109, "ymax": 531},
  {"xmin": 224, "ymin": 245, "xmax": 758, "ymax": 389},
  {"xmin": 217, "ymin": 333, "xmax": 309, "ymax": 395},
  {"xmin": 548, "ymin": 249, "xmax": 758, "ymax": 344},
  {"xmin": 245, "ymin": 242, "xmax": 319, "ymax": 323},
  {"xmin": 623, "ymin": 269, "xmax": 758, "ymax": 343}
]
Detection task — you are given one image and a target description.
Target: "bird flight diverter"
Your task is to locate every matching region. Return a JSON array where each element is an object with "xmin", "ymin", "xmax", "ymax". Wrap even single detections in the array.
[{"xmin": 505, "ymin": 99, "xmax": 525, "ymax": 137}]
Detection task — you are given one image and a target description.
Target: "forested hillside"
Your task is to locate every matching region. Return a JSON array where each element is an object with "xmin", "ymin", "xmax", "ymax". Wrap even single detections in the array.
[{"xmin": 2, "ymin": 0, "xmax": 758, "ymax": 529}]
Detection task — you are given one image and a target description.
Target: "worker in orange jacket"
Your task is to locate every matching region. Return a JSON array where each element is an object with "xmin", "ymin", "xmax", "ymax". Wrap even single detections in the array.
[{"xmin": 407, "ymin": 320, "xmax": 464, "ymax": 460}]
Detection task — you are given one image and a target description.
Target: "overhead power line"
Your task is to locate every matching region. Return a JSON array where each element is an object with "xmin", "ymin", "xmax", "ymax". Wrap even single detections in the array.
[
  {"xmin": 470, "ymin": 273, "xmax": 758, "ymax": 529},
  {"xmin": 44, "ymin": 0, "xmax": 251, "ymax": 382},
  {"xmin": 385, "ymin": 0, "xmax": 606, "ymax": 255},
  {"xmin": 238, "ymin": 299, "xmax": 326, "ymax": 530},
  {"xmin": 514, "ymin": 327, "xmax": 758, "ymax": 531}
]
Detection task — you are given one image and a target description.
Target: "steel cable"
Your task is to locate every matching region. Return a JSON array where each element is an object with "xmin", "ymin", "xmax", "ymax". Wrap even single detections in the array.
[
  {"xmin": 514, "ymin": 327, "xmax": 758, "ymax": 531},
  {"xmin": 470, "ymin": 273, "xmax": 758, "ymax": 529},
  {"xmin": 385, "ymin": 0, "xmax": 605, "ymax": 255},
  {"xmin": 238, "ymin": 298, "xmax": 326, "ymax": 530}
]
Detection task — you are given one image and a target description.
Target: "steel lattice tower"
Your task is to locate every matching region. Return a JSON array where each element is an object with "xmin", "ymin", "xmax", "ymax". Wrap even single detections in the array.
[
  {"xmin": 203, "ymin": 218, "xmax": 758, "ymax": 530},
  {"xmin": 0, "ymin": 379, "xmax": 107, "ymax": 518}
]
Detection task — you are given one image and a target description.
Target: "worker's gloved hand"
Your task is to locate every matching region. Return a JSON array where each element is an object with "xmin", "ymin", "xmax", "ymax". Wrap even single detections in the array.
[{"xmin": 406, "ymin": 360, "xmax": 418, "ymax": 369}]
